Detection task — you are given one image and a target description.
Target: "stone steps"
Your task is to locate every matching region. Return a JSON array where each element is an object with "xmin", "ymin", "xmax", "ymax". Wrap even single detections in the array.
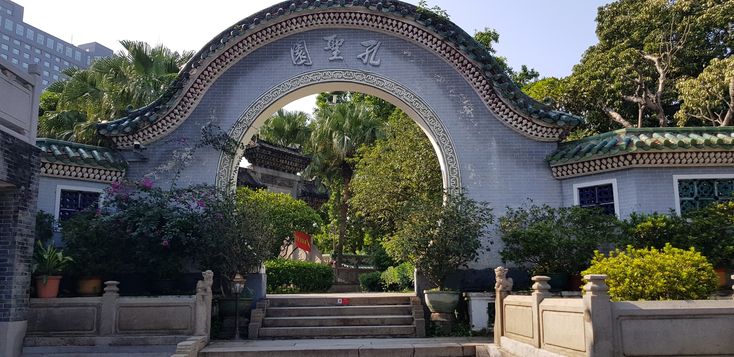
[
  {"xmin": 21, "ymin": 345, "xmax": 175, "ymax": 357},
  {"xmin": 258, "ymin": 325, "xmax": 417, "ymax": 338},
  {"xmin": 251, "ymin": 293, "xmax": 423, "ymax": 339},
  {"xmin": 263, "ymin": 315, "xmax": 414, "ymax": 327},
  {"xmin": 199, "ymin": 338, "xmax": 492, "ymax": 357},
  {"xmin": 266, "ymin": 304, "xmax": 412, "ymax": 317}
]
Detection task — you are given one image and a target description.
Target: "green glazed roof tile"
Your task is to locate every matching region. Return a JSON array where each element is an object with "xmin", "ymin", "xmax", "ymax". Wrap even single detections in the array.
[
  {"xmin": 548, "ymin": 127, "xmax": 734, "ymax": 166},
  {"xmin": 36, "ymin": 138, "xmax": 128, "ymax": 170}
]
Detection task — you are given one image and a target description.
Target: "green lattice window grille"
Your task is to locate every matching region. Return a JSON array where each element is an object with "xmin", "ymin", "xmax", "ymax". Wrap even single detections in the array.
[{"xmin": 678, "ymin": 179, "xmax": 734, "ymax": 214}]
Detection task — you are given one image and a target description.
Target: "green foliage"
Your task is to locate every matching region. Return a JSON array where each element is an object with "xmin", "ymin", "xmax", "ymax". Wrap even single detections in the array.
[
  {"xmin": 563, "ymin": 0, "xmax": 734, "ymax": 130},
  {"xmin": 416, "ymin": 0, "xmax": 450, "ymax": 20},
  {"xmin": 258, "ymin": 109, "xmax": 311, "ymax": 148},
  {"xmin": 35, "ymin": 211, "xmax": 55, "ymax": 243},
  {"xmin": 675, "ymin": 56, "xmax": 734, "ymax": 127},
  {"xmin": 380, "ymin": 262, "xmax": 415, "ymax": 292},
  {"xmin": 499, "ymin": 204, "xmax": 620, "ymax": 275},
  {"xmin": 237, "ymin": 187, "xmax": 322, "ymax": 248},
  {"xmin": 265, "ymin": 259, "xmax": 333, "ymax": 293},
  {"xmin": 38, "ymin": 41, "xmax": 192, "ymax": 144},
  {"xmin": 582, "ymin": 244, "xmax": 718, "ymax": 301},
  {"xmin": 383, "ymin": 193, "xmax": 493, "ymax": 289},
  {"xmin": 367, "ymin": 242, "xmax": 396, "ymax": 271},
  {"xmin": 61, "ymin": 211, "xmax": 126, "ymax": 277},
  {"xmin": 33, "ymin": 240, "xmax": 73, "ymax": 278},
  {"xmin": 351, "ymin": 109, "xmax": 442, "ymax": 237},
  {"xmin": 522, "ymin": 77, "xmax": 567, "ymax": 109},
  {"xmin": 620, "ymin": 203, "xmax": 734, "ymax": 267},
  {"xmin": 359, "ymin": 271, "xmax": 383, "ymax": 292}
]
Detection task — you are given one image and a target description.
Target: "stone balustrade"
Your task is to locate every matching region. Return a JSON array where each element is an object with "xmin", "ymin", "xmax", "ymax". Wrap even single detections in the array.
[
  {"xmin": 492, "ymin": 267, "xmax": 734, "ymax": 357},
  {"xmin": 26, "ymin": 271, "xmax": 213, "ymax": 357}
]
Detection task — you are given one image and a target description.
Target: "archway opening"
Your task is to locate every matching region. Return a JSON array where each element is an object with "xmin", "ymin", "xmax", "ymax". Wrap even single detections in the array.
[{"xmin": 232, "ymin": 84, "xmax": 447, "ymax": 294}]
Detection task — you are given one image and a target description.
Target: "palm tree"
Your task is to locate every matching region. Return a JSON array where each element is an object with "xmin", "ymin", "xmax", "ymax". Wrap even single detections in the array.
[
  {"xmin": 37, "ymin": 41, "xmax": 193, "ymax": 145},
  {"xmin": 308, "ymin": 101, "xmax": 384, "ymax": 266},
  {"xmin": 258, "ymin": 109, "xmax": 311, "ymax": 148}
]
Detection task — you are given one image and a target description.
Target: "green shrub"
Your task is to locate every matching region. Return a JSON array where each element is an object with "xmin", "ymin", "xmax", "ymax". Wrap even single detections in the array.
[
  {"xmin": 620, "ymin": 212, "xmax": 686, "ymax": 249},
  {"xmin": 582, "ymin": 244, "xmax": 717, "ymax": 301},
  {"xmin": 499, "ymin": 204, "xmax": 621, "ymax": 275},
  {"xmin": 359, "ymin": 271, "xmax": 383, "ymax": 292},
  {"xmin": 380, "ymin": 262, "xmax": 414, "ymax": 292},
  {"xmin": 265, "ymin": 259, "xmax": 333, "ymax": 293}
]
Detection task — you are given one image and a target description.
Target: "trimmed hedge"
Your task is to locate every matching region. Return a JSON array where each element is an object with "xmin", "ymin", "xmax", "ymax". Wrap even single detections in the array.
[
  {"xmin": 265, "ymin": 259, "xmax": 333, "ymax": 293},
  {"xmin": 359, "ymin": 271, "xmax": 383, "ymax": 292},
  {"xmin": 582, "ymin": 244, "xmax": 718, "ymax": 301}
]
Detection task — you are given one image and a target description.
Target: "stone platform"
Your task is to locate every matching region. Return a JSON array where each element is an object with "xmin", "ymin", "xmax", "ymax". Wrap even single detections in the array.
[{"xmin": 200, "ymin": 337, "xmax": 493, "ymax": 357}]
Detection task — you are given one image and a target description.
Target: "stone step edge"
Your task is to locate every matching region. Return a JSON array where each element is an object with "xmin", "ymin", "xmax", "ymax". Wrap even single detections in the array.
[
  {"xmin": 264, "ymin": 315, "xmax": 413, "ymax": 320},
  {"xmin": 266, "ymin": 304, "xmax": 411, "ymax": 310}
]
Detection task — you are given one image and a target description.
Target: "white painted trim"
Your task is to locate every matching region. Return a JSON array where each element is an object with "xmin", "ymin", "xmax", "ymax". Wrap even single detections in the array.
[
  {"xmin": 572, "ymin": 178, "xmax": 620, "ymax": 217},
  {"xmin": 53, "ymin": 185, "xmax": 105, "ymax": 229},
  {"xmin": 672, "ymin": 174, "xmax": 734, "ymax": 215}
]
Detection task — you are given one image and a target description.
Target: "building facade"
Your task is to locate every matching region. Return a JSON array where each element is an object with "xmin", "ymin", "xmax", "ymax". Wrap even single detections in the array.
[
  {"xmin": 0, "ymin": 58, "xmax": 41, "ymax": 357},
  {"xmin": 0, "ymin": 0, "xmax": 112, "ymax": 88}
]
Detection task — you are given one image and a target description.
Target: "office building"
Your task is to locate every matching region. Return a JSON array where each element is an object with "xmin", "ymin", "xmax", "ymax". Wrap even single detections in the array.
[{"xmin": 0, "ymin": 0, "xmax": 112, "ymax": 88}]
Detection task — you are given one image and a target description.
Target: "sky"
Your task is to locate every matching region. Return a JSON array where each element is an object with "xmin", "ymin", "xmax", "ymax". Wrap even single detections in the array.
[{"xmin": 13, "ymin": 0, "xmax": 610, "ymax": 114}]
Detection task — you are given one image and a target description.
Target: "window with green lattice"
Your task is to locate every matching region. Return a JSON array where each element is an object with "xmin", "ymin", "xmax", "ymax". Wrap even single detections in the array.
[{"xmin": 677, "ymin": 178, "xmax": 734, "ymax": 214}]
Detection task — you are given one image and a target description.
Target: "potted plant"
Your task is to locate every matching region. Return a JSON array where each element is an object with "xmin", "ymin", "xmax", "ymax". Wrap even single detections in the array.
[
  {"xmin": 33, "ymin": 240, "xmax": 74, "ymax": 298},
  {"xmin": 383, "ymin": 193, "xmax": 493, "ymax": 315},
  {"xmin": 679, "ymin": 202, "xmax": 734, "ymax": 287},
  {"xmin": 499, "ymin": 204, "xmax": 620, "ymax": 290}
]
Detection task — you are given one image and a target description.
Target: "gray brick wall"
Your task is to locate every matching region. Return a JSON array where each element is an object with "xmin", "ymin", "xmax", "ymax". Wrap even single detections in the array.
[
  {"xmin": 0, "ymin": 129, "xmax": 39, "ymax": 322},
  {"xmin": 124, "ymin": 28, "xmax": 563, "ymax": 269}
]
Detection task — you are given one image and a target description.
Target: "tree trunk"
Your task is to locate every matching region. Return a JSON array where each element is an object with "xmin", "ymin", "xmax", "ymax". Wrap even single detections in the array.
[
  {"xmin": 334, "ymin": 170, "xmax": 352, "ymax": 268},
  {"xmin": 603, "ymin": 108, "xmax": 634, "ymax": 128},
  {"xmin": 643, "ymin": 53, "xmax": 669, "ymax": 127},
  {"xmin": 722, "ymin": 76, "xmax": 734, "ymax": 127}
]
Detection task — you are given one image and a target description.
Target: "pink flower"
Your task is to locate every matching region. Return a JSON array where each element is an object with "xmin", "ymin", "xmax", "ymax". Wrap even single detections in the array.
[
  {"xmin": 139, "ymin": 177, "xmax": 154, "ymax": 190},
  {"xmin": 161, "ymin": 240, "xmax": 170, "ymax": 248}
]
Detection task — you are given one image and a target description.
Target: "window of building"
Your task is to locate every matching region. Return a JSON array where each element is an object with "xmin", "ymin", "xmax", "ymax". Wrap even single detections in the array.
[
  {"xmin": 44, "ymin": 52, "xmax": 50, "ymax": 58},
  {"xmin": 12, "ymin": 39, "xmax": 18, "ymax": 46},
  {"xmin": 4, "ymin": 18, "xmax": 13, "ymax": 31},
  {"xmin": 54, "ymin": 56, "xmax": 59, "ymax": 62},
  {"xmin": 573, "ymin": 179, "xmax": 619, "ymax": 216},
  {"xmin": 63, "ymin": 60, "xmax": 68, "ymax": 66},
  {"xmin": 23, "ymin": 44, "xmax": 29, "ymax": 50},
  {"xmin": 21, "ymin": 63, "xmax": 27, "ymax": 68},
  {"xmin": 56, "ymin": 42, "xmax": 63, "ymax": 53},
  {"xmin": 74, "ymin": 51, "xmax": 81, "ymax": 61},
  {"xmin": 42, "ymin": 70, "xmax": 48, "ymax": 76},
  {"xmin": 56, "ymin": 188, "xmax": 101, "ymax": 222},
  {"xmin": 46, "ymin": 38, "xmax": 53, "ymax": 49},
  {"xmin": 675, "ymin": 175, "xmax": 734, "ymax": 214},
  {"xmin": 15, "ymin": 23, "xmax": 22, "ymax": 35},
  {"xmin": 23, "ymin": 53, "xmax": 28, "ymax": 59},
  {"xmin": 34, "ymin": 48, "xmax": 40, "ymax": 54},
  {"xmin": 52, "ymin": 74, "xmax": 58, "ymax": 80},
  {"xmin": 42, "ymin": 79, "xmax": 48, "ymax": 85},
  {"xmin": 11, "ymin": 48, "xmax": 18, "ymax": 55},
  {"xmin": 0, "ymin": 43, "xmax": 7, "ymax": 51},
  {"xmin": 65, "ymin": 47, "xmax": 71, "ymax": 57},
  {"xmin": 53, "ymin": 65, "xmax": 58, "ymax": 71},
  {"xmin": 11, "ymin": 58, "xmax": 17, "ymax": 64},
  {"xmin": 26, "ymin": 28, "xmax": 33, "ymax": 40},
  {"xmin": 2, "ymin": 34, "xmax": 9, "ymax": 41},
  {"xmin": 0, "ymin": 54, "xmax": 6, "ymax": 60},
  {"xmin": 33, "ymin": 57, "xmax": 39, "ymax": 63},
  {"xmin": 37, "ymin": 34, "xmax": 44, "ymax": 45},
  {"xmin": 43, "ymin": 61, "xmax": 49, "ymax": 67}
]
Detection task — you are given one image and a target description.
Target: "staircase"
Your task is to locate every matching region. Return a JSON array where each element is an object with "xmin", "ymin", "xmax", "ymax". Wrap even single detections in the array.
[{"xmin": 250, "ymin": 293, "xmax": 425, "ymax": 339}]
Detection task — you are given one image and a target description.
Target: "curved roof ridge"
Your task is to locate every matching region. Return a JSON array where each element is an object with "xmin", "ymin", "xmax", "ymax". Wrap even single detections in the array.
[{"xmin": 96, "ymin": 0, "xmax": 582, "ymax": 144}]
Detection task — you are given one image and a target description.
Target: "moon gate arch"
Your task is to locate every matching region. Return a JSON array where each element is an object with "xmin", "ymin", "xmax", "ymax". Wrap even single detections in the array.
[{"xmin": 97, "ymin": 1, "xmax": 580, "ymax": 270}]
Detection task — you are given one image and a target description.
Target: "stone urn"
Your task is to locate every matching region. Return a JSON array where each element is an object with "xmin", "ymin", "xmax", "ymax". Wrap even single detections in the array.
[{"xmin": 424, "ymin": 290, "xmax": 460, "ymax": 314}]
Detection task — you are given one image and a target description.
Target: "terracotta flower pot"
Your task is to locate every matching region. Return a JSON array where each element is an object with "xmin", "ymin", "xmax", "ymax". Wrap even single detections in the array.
[
  {"xmin": 424, "ymin": 290, "xmax": 460, "ymax": 313},
  {"xmin": 35, "ymin": 276, "xmax": 62, "ymax": 298},
  {"xmin": 715, "ymin": 268, "xmax": 729, "ymax": 287},
  {"xmin": 77, "ymin": 276, "xmax": 103, "ymax": 296}
]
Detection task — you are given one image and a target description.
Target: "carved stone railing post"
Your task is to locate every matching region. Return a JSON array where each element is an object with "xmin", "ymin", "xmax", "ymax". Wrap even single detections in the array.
[
  {"xmin": 493, "ymin": 267, "xmax": 513, "ymax": 347},
  {"xmin": 583, "ymin": 274, "xmax": 613, "ymax": 357},
  {"xmin": 100, "ymin": 281, "xmax": 119, "ymax": 336},
  {"xmin": 194, "ymin": 270, "xmax": 214, "ymax": 337},
  {"xmin": 531, "ymin": 275, "xmax": 551, "ymax": 348},
  {"xmin": 410, "ymin": 296, "xmax": 426, "ymax": 337}
]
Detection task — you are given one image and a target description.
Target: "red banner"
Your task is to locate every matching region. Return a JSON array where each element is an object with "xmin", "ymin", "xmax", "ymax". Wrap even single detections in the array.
[{"xmin": 294, "ymin": 231, "xmax": 312, "ymax": 252}]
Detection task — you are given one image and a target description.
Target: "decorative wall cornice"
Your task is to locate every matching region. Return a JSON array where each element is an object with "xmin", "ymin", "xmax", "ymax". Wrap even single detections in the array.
[
  {"xmin": 551, "ymin": 151, "xmax": 734, "ymax": 179},
  {"xmin": 97, "ymin": 1, "xmax": 580, "ymax": 148},
  {"xmin": 40, "ymin": 161, "xmax": 125, "ymax": 183}
]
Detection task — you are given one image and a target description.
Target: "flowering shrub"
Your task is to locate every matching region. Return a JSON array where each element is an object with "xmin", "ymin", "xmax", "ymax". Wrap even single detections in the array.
[{"xmin": 582, "ymin": 244, "xmax": 717, "ymax": 301}]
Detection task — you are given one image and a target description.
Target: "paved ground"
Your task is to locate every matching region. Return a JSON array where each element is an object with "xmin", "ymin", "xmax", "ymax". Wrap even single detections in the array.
[{"xmin": 201, "ymin": 337, "xmax": 493, "ymax": 356}]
